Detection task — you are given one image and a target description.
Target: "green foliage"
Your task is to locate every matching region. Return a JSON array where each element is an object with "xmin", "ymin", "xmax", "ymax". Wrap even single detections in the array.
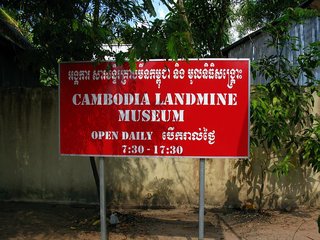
[
  {"xmin": 1, "ymin": 0, "xmax": 154, "ymax": 84},
  {"xmin": 251, "ymin": 8, "xmax": 320, "ymax": 172},
  {"xmin": 2, "ymin": 0, "xmax": 235, "ymax": 82},
  {"xmin": 184, "ymin": 0, "xmax": 232, "ymax": 57},
  {"xmin": 120, "ymin": 0, "xmax": 234, "ymax": 64},
  {"xmin": 40, "ymin": 67, "xmax": 58, "ymax": 87},
  {"xmin": 300, "ymin": 119, "xmax": 320, "ymax": 172},
  {"xmin": 247, "ymin": 7, "xmax": 320, "ymax": 210},
  {"xmin": 236, "ymin": 0, "xmax": 305, "ymax": 37},
  {"xmin": 120, "ymin": 14, "xmax": 194, "ymax": 63}
]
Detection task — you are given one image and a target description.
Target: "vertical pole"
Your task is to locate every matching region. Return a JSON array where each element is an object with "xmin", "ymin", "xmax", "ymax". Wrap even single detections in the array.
[
  {"xmin": 90, "ymin": 157, "xmax": 100, "ymax": 199},
  {"xmin": 199, "ymin": 158, "xmax": 205, "ymax": 240},
  {"xmin": 99, "ymin": 157, "xmax": 107, "ymax": 240}
]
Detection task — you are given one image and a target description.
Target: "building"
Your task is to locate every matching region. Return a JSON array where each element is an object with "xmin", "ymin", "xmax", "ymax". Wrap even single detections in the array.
[
  {"xmin": 223, "ymin": 0, "xmax": 320, "ymax": 85},
  {"xmin": 0, "ymin": 8, "xmax": 39, "ymax": 87}
]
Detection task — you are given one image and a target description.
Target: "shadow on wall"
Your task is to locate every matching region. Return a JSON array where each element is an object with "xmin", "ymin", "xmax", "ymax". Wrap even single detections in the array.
[
  {"xmin": 223, "ymin": 176, "xmax": 242, "ymax": 209},
  {"xmin": 104, "ymin": 157, "xmax": 149, "ymax": 206},
  {"xmin": 233, "ymin": 149, "xmax": 319, "ymax": 210},
  {"xmin": 143, "ymin": 177, "xmax": 175, "ymax": 209},
  {"xmin": 102, "ymin": 157, "xmax": 178, "ymax": 208}
]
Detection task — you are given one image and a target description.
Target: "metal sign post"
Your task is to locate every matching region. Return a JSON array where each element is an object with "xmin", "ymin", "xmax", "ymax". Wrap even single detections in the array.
[
  {"xmin": 199, "ymin": 158, "xmax": 205, "ymax": 240},
  {"xmin": 99, "ymin": 157, "xmax": 107, "ymax": 240}
]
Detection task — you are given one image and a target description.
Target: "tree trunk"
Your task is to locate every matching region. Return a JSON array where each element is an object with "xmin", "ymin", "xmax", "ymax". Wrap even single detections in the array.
[
  {"xmin": 214, "ymin": 0, "xmax": 231, "ymax": 57},
  {"xmin": 93, "ymin": 0, "xmax": 100, "ymax": 32},
  {"xmin": 176, "ymin": 0, "xmax": 194, "ymax": 46}
]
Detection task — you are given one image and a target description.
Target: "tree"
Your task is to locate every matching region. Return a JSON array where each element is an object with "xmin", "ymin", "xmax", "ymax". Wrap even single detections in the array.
[
  {"xmin": 120, "ymin": 0, "xmax": 234, "ymax": 67},
  {"xmin": 242, "ymin": 8, "xmax": 320, "ymax": 210},
  {"xmin": 236, "ymin": 0, "xmax": 305, "ymax": 37},
  {"xmin": 1, "ymin": 0, "xmax": 237, "ymax": 82},
  {"xmin": 0, "ymin": 0, "xmax": 156, "ymax": 85}
]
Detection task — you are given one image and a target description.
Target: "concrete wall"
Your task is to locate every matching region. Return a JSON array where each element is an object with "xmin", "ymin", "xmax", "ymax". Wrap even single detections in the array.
[
  {"xmin": 0, "ymin": 88, "xmax": 97, "ymax": 203},
  {"xmin": 0, "ymin": 88, "xmax": 319, "ymax": 209}
]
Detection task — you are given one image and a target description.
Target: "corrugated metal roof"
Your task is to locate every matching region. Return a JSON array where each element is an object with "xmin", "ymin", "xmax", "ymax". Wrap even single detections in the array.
[
  {"xmin": 222, "ymin": 0, "xmax": 320, "ymax": 55},
  {"xmin": 0, "ymin": 8, "xmax": 32, "ymax": 49}
]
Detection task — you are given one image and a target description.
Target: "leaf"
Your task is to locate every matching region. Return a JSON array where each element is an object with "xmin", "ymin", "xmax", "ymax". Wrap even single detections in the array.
[
  {"xmin": 151, "ymin": 38, "xmax": 161, "ymax": 56},
  {"xmin": 272, "ymin": 97, "xmax": 279, "ymax": 105},
  {"xmin": 72, "ymin": 20, "xmax": 78, "ymax": 31},
  {"xmin": 128, "ymin": 49, "xmax": 137, "ymax": 71},
  {"xmin": 166, "ymin": 36, "xmax": 177, "ymax": 60},
  {"xmin": 143, "ymin": 0, "xmax": 156, "ymax": 17},
  {"xmin": 92, "ymin": 219, "xmax": 100, "ymax": 226}
]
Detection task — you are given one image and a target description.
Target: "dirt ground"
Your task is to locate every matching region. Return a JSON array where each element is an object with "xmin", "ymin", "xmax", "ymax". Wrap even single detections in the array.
[{"xmin": 0, "ymin": 202, "xmax": 319, "ymax": 240}]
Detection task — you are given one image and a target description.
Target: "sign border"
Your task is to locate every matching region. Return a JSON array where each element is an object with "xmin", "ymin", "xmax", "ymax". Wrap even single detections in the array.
[{"xmin": 59, "ymin": 58, "xmax": 250, "ymax": 159}]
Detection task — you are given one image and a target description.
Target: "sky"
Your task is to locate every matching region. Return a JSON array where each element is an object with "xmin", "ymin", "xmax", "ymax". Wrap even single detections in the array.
[{"xmin": 154, "ymin": 1, "xmax": 169, "ymax": 19}]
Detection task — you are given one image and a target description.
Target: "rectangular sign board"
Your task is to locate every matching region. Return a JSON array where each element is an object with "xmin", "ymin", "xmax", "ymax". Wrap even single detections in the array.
[{"xmin": 59, "ymin": 59, "xmax": 249, "ymax": 158}]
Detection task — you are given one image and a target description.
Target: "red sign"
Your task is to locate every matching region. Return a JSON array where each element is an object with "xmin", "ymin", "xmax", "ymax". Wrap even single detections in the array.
[{"xmin": 59, "ymin": 59, "xmax": 249, "ymax": 158}]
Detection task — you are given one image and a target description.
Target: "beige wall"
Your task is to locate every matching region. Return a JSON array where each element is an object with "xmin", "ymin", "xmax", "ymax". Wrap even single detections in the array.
[{"xmin": 0, "ymin": 88, "xmax": 319, "ymax": 209}]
